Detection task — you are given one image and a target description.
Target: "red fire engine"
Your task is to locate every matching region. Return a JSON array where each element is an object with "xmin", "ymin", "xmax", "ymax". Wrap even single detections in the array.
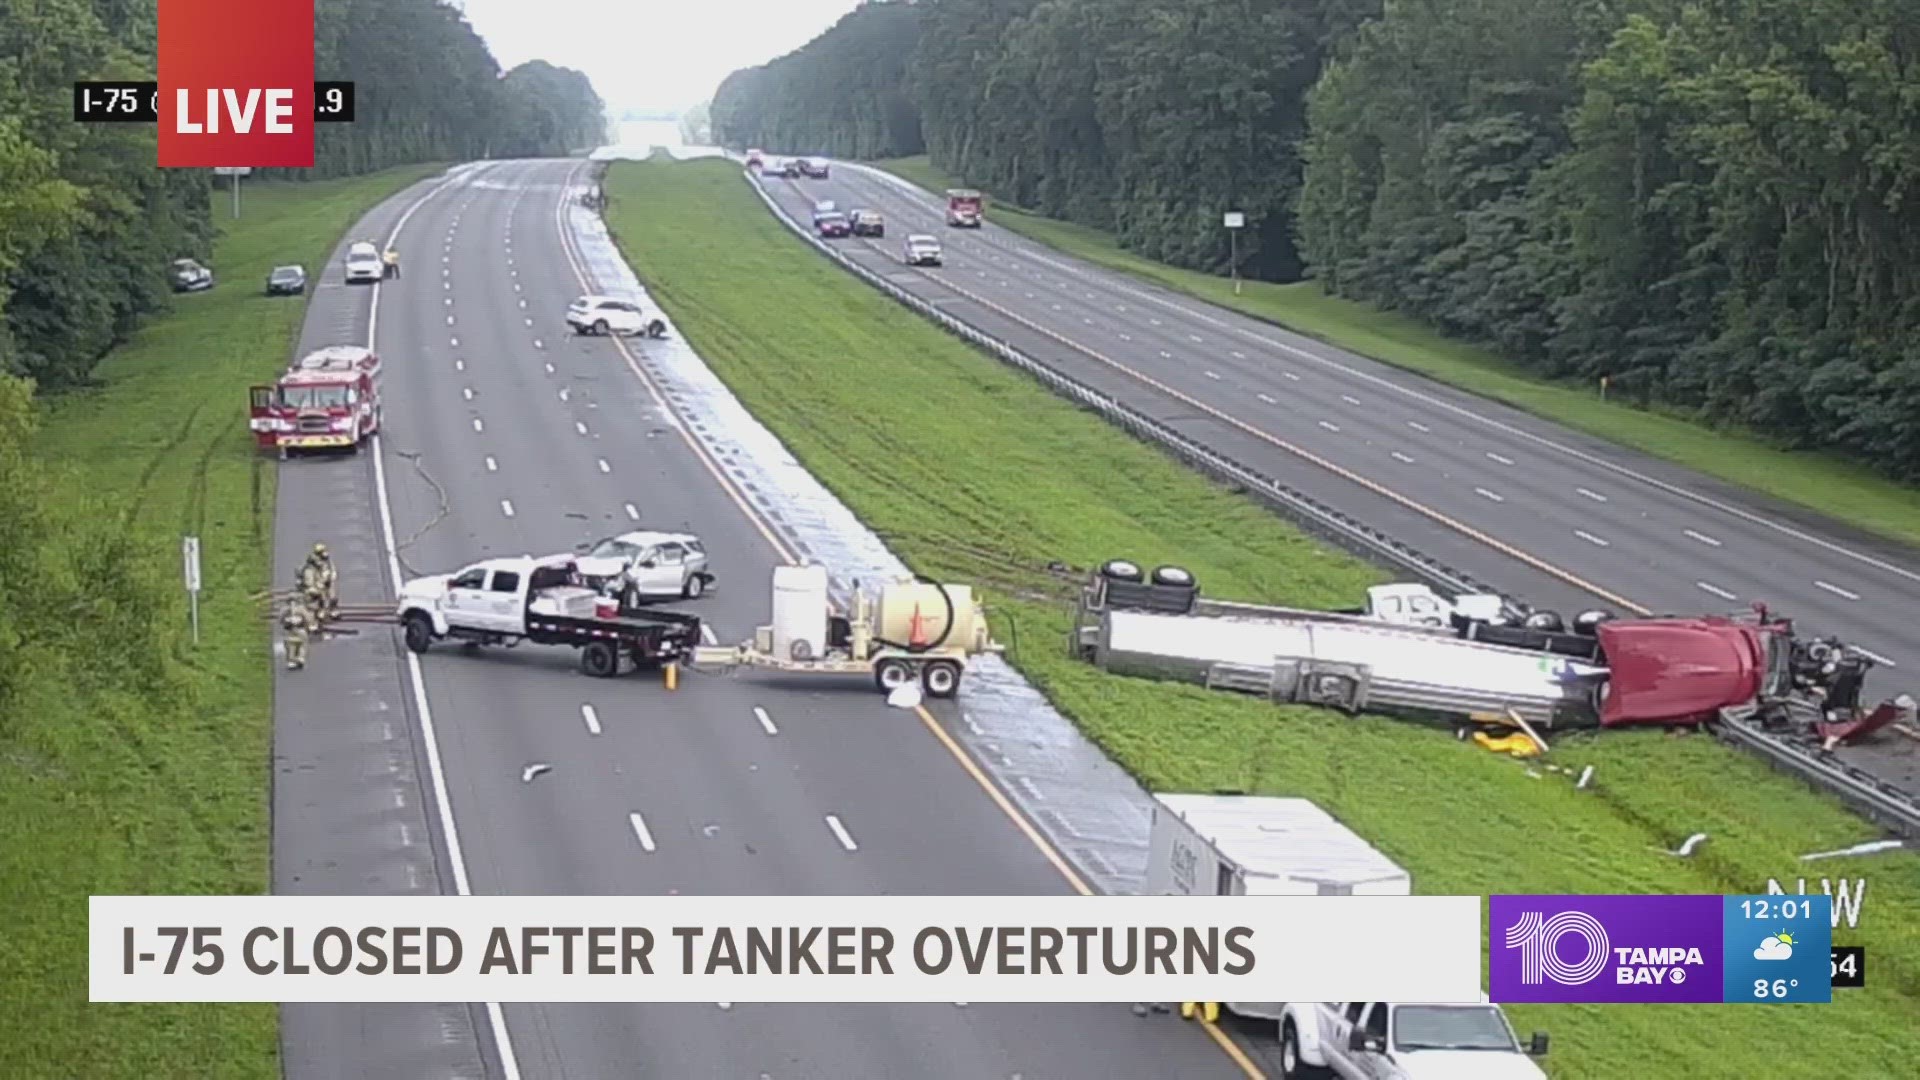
[{"xmin": 249, "ymin": 345, "xmax": 383, "ymax": 457}]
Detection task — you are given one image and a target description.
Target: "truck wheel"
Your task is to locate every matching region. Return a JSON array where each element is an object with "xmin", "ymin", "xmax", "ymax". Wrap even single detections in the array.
[
  {"xmin": 402, "ymin": 613, "xmax": 434, "ymax": 654},
  {"xmin": 581, "ymin": 640, "xmax": 619, "ymax": 678},
  {"xmin": 1280, "ymin": 1018, "xmax": 1325, "ymax": 1078},
  {"xmin": 874, "ymin": 658, "xmax": 915, "ymax": 694},
  {"xmin": 647, "ymin": 320, "xmax": 666, "ymax": 338},
  {"xmin": 682, "ymin": 574, "xmax": 705, "ymax": 600},
  {"xmin": 921, "ymin": 660, "xmax": 961, "ymax": 699}
]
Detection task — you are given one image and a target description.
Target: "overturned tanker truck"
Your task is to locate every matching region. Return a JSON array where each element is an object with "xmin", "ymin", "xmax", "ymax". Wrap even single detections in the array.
[{"xmin": 1070, "ymin": 559, "xmax": 1912, "ymax": 745}]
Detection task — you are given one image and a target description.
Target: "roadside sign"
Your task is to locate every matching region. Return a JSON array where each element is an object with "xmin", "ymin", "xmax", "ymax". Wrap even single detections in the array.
[
  {"xmin": 212, "ymin": 166, "xmax": 253, "ymax": 176},
  {"xmin": 183, "ymin": 535, "xmax": 202, "ymax": 591},
  {"xmin": 1223, "ymin": 212, "xmax": 1245, "ymax": 229}
]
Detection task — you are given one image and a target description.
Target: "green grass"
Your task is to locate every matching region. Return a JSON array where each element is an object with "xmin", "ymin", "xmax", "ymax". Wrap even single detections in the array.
[
  {"xmin": 606, "ymin": 157, "xmax": 1920, "ymax": 1078},
  {"xmin": 874, "ymin": 154, "xmax": 1920, "ymax": 551},
  {"xmin": 0, "ymin": 164, "xmax": 441, "ymax": 1077}
]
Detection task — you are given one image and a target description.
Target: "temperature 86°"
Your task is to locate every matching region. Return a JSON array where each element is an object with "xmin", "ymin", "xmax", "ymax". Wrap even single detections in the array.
[{"xmin": 1753, "ymin": 978, "xmax": 1801, "ymax": 999}]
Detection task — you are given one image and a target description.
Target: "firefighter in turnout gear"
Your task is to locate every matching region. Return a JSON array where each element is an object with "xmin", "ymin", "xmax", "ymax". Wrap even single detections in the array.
[
  {"xmin": 383, "ymin": 247, "xmax": 401, "ymax": 279},
  {"xmin": 301, "ymin": 542, "xmax": 338, "ymax": 620},
  {"xmin": 282, "ymin": 595, "xmax": 316, "ymax": 670}
]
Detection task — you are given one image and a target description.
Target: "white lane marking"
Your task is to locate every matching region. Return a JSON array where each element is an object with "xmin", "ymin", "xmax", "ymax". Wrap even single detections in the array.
[
  {"xmin": 534, "ymin": 339, "xmax": 543, "ymax": 349},
  {"xmin": 624, "ymin": 503, "xmax": 640, "ymax": 520},
  {"xmin": 1391, "ymin": 451, "xmax": 1415, "ymax": 463},
  {"xmin": 1574, "ymin": 530, "xmax": 1611, "ymax": 547},
  {"xmin": 485, "ymin": 456, "xmax": 497, "ymax": 472},
  {"xmin": 1577, "ymin": 487, "xmax": 1608, "ymax": 502},
  {"xmin": 628, "ymin": 812, "xmax": 656, "ymax": 852},
  {"xmin": 1119, "ymin": 333, "xmax": 1132, "ymax": 341},
  {"xmin": 559, "ymin": 388, "xmax": 569, "ymax": 401},
  {"xmin": 1050, "ymin": 303, "xmax": 1061, "ymax": 311},
  {"xmin": 455, "ymin": 359, "xmax": 464, "ymax": 371},
  {"xmin": 581, "ymin": 705, "xmax": 602, "ymax": 735},
  {"xmin": 1083, "ymin": 317, "xmax": 1092, "ymax": 324},
  {"xmin": 1231, "ymin": 351, "xmax": 1245, "ymax": 359},
  {"xmin": 1189, "ymin": 334, "xmax": 1203, "ymax": 343},
  {"xmin": 472, "ymin": 418, "xmax": 484, "ymax": 432},
  {"xmin": 519, "ymin": 299, "xmax": 527, "ymax": 308},
  {"xmin": 1204, "ymin": 371, "xmax": 1220, "ymax": 380},
  {"xmin": 1814, "ymin": 580, "xmax": 1861, "ymax": 601},
  {"xmin": 1257, "ymin": 393, "xmax": 1275, "ymax": 404},
  {"xmin": 1158, "ymin": 350, "xmax": 1172, "ymax": 359},
  {"xmin": 575, "ymin": 421, "xmax": 588, "ymax": 435},
  {"xmin": 524, "ymin": 317, "xmax": 533, "ymax": 326},
  {"xmin": 754, "ymin": 707, "xmax": 778, "ymax": 735},
  {"xmin": 1475, "ymin": 487, "xmax": 1505, "ymax": 503},
  {"xmin": 1486, "ymin": 452, "xmax": 1514, "ymax": 465},
  {"xmin": 1025, "ymin": 292, "xmax": 1034, "ymax": 299},
  {"xmin": 444, "ymin": 281, "xmax": 450, "ymax": 290},
  {"xmin": 544, "ymin": 362, "xmax": 555, "ymax": 374},
  {"xmin": 1318, "ymin": 420, "xmax": 1340, "ymax": 433},
  {"xmin": 445, "ymin": 314, "xmax": 454, "ymax": 325},
  {"xmin": 700, "ymin": 623, "xmax": 716, "ymax": 645},
  {"xmin": 598, "ymin": 458, "xmax": 610, "ymax": 473},
  {"xmin": 1150, "ymin": 317, "xmax": 1161, "ymax": 325},
  {"xmin": 1117, "ymin": 304, "xmax": 1127, "ymax": 312},
  {"xmin": 1408, "ymin": 420, "xmax": 1431, "ymax": 432},
  {"xmin": 513, "ymin": 282, "xmax": 521, "ymax": 291},
  {"xmin": 1282, "ymin": 371, "xmax": 1300, "ymax": 381},
  {"xmin": 1685, "ymin": 529, "xmax": 1722, "ymax": 547},
  {"xmin": 1697, "ymin": 581, "xmax": 1738, "ymax": 601},
  {"xmin": 824, "ymin": 815, "xmax": 858, "ymax": 851},
  {"xmin": 1340, "ymin": 394, "xmax": 1361, "ymax": 406},
  {"xmin": 500, "ymin": 499, "xmax": 515, "ymax": 518},
  {"xmin": 462, "ymin": 387, "xmax": 473, "ymax": 400},
  {"xmin": 1854, "ymin": 647, "xmax": 1897, "ymax": 668},
  {"xmin": 451, "ymin": 336, "xmax": 459, "ymax": 347},
  {"xmin": 445, "ymin": 297, "xmax": 453, "ymax": 306}
]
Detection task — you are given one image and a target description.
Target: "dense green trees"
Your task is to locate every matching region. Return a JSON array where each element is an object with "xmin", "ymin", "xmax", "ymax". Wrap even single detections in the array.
[
  {"xmin": 0, "ymin": 0, "xmax": 605, "ymax": 391},
  {"xmin": 709, "ymin": 0, "xmax": 1920, "ymax": 478},
  {"xmin": 710, "ymin": 0, "xmax": 924, "ymax": 161}
]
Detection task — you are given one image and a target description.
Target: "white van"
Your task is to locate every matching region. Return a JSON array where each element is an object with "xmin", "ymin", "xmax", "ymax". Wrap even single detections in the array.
[{"xmin": 344, "ymin": 241, "xmax": 383, "ymax": 284}]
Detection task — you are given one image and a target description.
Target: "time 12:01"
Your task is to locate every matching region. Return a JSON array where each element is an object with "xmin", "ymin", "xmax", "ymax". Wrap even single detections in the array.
[{"xmin": 1741, "ymin": 898, "xmax": 1813, "ymax": 920}]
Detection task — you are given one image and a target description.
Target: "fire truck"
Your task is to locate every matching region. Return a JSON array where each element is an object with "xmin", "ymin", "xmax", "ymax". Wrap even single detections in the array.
[
  {"xmin": 249, "ymin": 345, "xmax": 383, "ymax": 457},
  {"xmin": 945, "ymin": 189, "xmax": 984, "ymax": 228},
  {"xmin": 1071, "ymin": 558, "xmax": 1912, "ymax": 744}
]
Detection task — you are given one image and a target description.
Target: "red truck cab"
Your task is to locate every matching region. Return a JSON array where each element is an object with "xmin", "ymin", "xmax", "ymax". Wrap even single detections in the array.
[
  {"xmin": 1595, "ymin": 614, "xmax": 1784, "ymax": 726},
  {"xmin": 746, "ymin": 148, "xmax": 764, "ymax": 169},
  {"xmin": 946, "ymin": 188, "xmax": 983, "ymax": 228},
  {"xmin": 250, "ymin": 345, "xmax": 382, "ymax": 456}
]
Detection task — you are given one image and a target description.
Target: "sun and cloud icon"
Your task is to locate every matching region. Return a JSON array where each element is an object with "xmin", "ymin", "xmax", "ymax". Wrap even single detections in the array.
[{"xmin": 1754, "ymin": 931, "xmax": 1796, "ymax": 961}]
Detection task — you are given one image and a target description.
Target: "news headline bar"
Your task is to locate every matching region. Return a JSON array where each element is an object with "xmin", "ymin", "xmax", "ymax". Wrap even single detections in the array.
[
  {"xmin": 73, "ymin": 81, "xmax": 355, "ymax": 124},
  {"xmin": 91, "ymin": 895, "xmax": 1483, "ymax": 1004}
]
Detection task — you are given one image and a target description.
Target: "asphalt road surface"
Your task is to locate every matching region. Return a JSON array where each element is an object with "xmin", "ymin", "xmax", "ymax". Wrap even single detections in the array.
[
  {"xmin": 273, "ymin": 158, "xmax": 1258, "ymax": 1079},
  {"xmin": 758, "ymin": 164, "xmax": 1920, "ymax": 793}
]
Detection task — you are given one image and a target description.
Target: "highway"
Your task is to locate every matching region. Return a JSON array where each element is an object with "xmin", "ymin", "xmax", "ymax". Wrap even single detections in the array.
[
  {"xmin": 756, "ymin": 163, "xmax": 1920, "ymax": 792},
  {"xmin": 273, "ymin": 158, "xmax": 1257, "ymax": 1079}
]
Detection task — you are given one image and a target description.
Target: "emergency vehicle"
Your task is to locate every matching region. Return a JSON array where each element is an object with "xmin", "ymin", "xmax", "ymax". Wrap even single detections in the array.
[{"xmin": 250, "ymin": 345, "xmax": 383, "ymax": 457}]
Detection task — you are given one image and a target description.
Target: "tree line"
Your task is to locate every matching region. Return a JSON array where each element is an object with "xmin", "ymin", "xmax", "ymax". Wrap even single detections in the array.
[
  {"xmin": 0, "ymin": 0, "xmax": 607, "ymax": 391},
  {"xmin": 709, "ymin": 0, "xmax": 1920, "ymax": 481}
]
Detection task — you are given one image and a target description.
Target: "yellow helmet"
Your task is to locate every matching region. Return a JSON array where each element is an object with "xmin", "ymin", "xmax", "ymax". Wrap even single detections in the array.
[{"xmin": 312, "ymin": 542, "xmax": 328, "ymax": 556}]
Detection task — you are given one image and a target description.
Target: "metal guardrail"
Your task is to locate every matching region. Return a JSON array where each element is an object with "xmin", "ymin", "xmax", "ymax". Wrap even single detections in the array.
[{"xmin": 735, "ymin": 165, "xmax": 1920, "ymax": 840}]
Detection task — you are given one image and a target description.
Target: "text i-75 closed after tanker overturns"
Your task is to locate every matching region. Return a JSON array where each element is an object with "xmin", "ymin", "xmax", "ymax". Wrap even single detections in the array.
[{"xmin": 156, "ymin": 0, "xmax": 315, "ymax": 167}]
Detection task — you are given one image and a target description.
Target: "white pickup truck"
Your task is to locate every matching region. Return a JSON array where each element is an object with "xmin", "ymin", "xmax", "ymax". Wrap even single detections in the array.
[
  {"xmin": 396, "ymin": 554, "xmax": 703, "ymax": 677},
  {"xmin": 1278, "ymin": 999, "xmax": 1549, "ymax": 1080}
]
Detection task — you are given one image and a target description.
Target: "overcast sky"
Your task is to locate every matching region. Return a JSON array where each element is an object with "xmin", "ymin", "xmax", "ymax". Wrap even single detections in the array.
[{"xmin": 457, "ymin": 0, "xmax": 864, "ymax": 116}]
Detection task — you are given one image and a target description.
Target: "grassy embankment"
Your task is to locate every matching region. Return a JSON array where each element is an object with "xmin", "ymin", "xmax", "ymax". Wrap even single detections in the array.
[
  {"xmin": 0, "ymin": 165, "xmax": 440, "ymax": 1078},
  {"xmin": 874, "ymin": 154, "xmax": 1920, "ymax": 550},
  {"xmin": 603, "ymin": 157, "xmax": 1920, "ymax": 1079}
]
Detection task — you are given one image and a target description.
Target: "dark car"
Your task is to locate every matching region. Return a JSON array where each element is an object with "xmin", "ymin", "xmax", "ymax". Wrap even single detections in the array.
[
  {"xmin": 169, "ymin": 258, "xmax": 213, "ymax": 293},
  {"xmin": 265, "ymin": 264, "xmax": 307, "ymax": 296},
  {"xmin": 815, "ymin": 212, "xmax": 851, "ymax": 239},
  {"xmin": 849, "ymin": 209, "xmax": 885, "ymax": 238}
]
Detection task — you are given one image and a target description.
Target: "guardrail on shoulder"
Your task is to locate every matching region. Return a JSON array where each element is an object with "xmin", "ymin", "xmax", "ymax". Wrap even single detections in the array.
[{"xmin": 737, "ymin": 170, "xmax": 1504, "ymax": 603}]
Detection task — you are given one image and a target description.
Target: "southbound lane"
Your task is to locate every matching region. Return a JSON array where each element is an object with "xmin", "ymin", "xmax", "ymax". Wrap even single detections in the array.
[
  {"xmin": 369, "ymin": 157, "xmax": 1253, "ymax": 1077},
  {"xmin": 758, "ymin": 164, "xmax": 1920, "ymax": 789}
]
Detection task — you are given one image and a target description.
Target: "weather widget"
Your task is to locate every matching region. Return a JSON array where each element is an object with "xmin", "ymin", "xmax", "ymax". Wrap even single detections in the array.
[{"xmin": 1723, "ymin": 894, "xmax": 1832, "ymax": 1003}]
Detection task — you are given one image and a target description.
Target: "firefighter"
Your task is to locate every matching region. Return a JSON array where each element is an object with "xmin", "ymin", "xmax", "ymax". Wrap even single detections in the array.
[
  {"xmin": 282, "ymin": 595, "xmax": 316, "ymax": 670},
  {"xmin": 383, "ymin": 246, "xmax": 401, "ymax": 280},
  {"xmin": 301, "ymin": 542, "xmax": 338, "ymax": 620}
]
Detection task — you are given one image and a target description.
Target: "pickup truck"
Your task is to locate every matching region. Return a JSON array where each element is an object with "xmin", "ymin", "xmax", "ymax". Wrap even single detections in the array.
[
  {"xmin": 1278, "ymin": 1000, "xmax": 1548, "ymax": 1080},
  {"xmin": 397, "ymin": 554, "xmax": 702, "ymax": 677}
]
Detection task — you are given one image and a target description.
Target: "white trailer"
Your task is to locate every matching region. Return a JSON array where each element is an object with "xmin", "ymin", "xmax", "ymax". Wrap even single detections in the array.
[{"xmin": 1146, "ymin": 793, "xmax": 1409, "ymax": 1026}]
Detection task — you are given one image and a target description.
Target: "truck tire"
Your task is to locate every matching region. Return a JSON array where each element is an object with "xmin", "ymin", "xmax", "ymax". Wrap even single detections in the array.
[
  {"xmin": 403, "ymin": 612, "xmax": 434, "ymax": 654},
  {"xmin": 921, "ymin": 660, "xmax": 961, "ymax": 699},
  {"xmin": 1279, "ymin": 1018, "xmax": 1326, "ymax": 1078},
  {"xmin": 647, "ymin": 319, "xmax": 666, "ymax": 338},
  {"xmin": 682, "ymin": 574, "xmax": 705, "ymax": 600},
  {"xmin": 581, "ymin": 640, "xmax": 620, "ymax": 678},
  {"xmin": 874, "ymin": 657, "xmax": 915, "ymax": 694}
]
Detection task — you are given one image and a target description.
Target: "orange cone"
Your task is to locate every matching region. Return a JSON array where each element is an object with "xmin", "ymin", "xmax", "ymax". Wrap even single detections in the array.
[{"xmin": 908, "ymin": 603, "xmax": 928, "ymax": 647}]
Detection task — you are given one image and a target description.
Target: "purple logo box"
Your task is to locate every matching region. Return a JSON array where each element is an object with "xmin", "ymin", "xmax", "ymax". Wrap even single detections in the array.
[{"xmin": 1490, "ymin": 895, "xmax": 1724, "ymax": 1003}]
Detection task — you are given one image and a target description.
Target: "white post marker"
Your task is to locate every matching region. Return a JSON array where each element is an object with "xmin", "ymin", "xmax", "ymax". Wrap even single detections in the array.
[
  {"xmin": 182, "ymin": 535, "xmax": 202, "ymax": 645},
  {"xmin": 1223, "ymin": 211, "xmax": 1245, "ymax": 296}
]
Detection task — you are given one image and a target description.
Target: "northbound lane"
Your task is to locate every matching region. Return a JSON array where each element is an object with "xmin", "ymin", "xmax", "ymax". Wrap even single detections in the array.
[
  {"xmin": 758, "ymin": 164, "xmax": 1920, "ymax": 790},
  {"xmin": 281, "ymin": 158, "xmax": 1257, "ymax": 1078}
]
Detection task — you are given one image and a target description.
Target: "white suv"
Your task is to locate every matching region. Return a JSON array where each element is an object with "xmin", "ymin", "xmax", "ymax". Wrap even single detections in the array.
[
  {"xmin": 573, "ymin": 530, "xmax": 713, "ymax": 606},
  {"xmin": 344, "ymin": 241, "xmax": 382, "ymax": 284},
  {"xmin": 903, "ymin": 235, "xmax": 943, "ymax": 267},
  {"xmin": 567, "ymin": 295, "xmax": 666, "ymax": 338}
]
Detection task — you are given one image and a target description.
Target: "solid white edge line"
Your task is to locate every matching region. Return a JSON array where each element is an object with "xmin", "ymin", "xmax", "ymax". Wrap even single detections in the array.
[
  {"xmin": 628, "ymin": 812, "xmax": 657, "ymax": 852},
  {"xmin": 366, "ymin": 162, "xmax": 523, "ymax": 1080},
  {"xmin": 753, "ymin": 706, "xmax": 777, "ymax": 735},
  {"xmin": 824, "ymin": 814, "xmax": 858, "ymax": 851}
]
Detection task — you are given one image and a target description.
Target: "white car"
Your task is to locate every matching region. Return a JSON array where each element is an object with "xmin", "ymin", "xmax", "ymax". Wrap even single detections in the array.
[
  {"xmin": 573, "ymin": 530, "xmax": 713, "ymax": 606},
  {"xmin": 1282, "ymin": 1000, "xmax": 1549, "ymax": 1080},
  {"xmin": 903, "ymin": 235, "xmax": 943, "ymax": 267},
  {"xmin": 567, "ymin": 295, "xmax": 666, "ymax": 338},
  {"xmin": 344, "ymin": 241, "xmax": 383, "ymax": 284}
]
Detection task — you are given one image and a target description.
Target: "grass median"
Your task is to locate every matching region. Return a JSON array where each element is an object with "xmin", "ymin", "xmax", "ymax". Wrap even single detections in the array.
[
  {"xmin": 873, "ymin": 154, "xmax": 1920, "ymax": 551},
  {"xmin": 605, "ymin": 157, "xmax": 1920, "ymax": 1078},
  {"xmin": 0, "ymin": 164, "xmax": 440, "ymax": 1078}
]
